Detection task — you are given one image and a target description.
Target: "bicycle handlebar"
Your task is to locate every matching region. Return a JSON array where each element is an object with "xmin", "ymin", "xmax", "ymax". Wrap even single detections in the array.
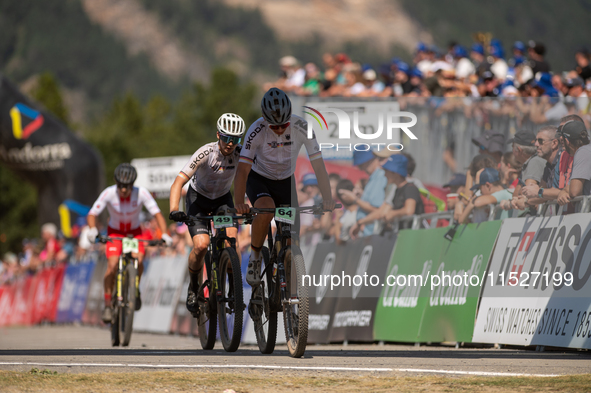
[
  {"xmin": 96, "ymin": 235, "xmax": 165, "ymax": 247},
  {"xmin": 244, "ymin": 204, "xmax": 342, "ymax": 215}
]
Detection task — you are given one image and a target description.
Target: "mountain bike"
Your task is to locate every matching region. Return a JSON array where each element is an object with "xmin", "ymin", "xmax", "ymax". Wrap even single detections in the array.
[
  {"xmin": 97, "ymin": 235, "xmax": 164, "ymax": 347},
  {"xmin": 174, "ymin": 210, "xmax": 244, "ymax": 352},
  {"xmin": 243, "ymin": 204, "xmax": 339, "ymax": 358}
]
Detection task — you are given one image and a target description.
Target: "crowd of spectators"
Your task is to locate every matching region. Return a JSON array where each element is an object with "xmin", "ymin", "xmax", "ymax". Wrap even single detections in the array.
[
  {"xmin": 266, "ymin": 39, "xmax": 590, "ymax": 111},
  {"xmin": 291, "ymin": 114, "xmax": 590, "ymax": 243}
]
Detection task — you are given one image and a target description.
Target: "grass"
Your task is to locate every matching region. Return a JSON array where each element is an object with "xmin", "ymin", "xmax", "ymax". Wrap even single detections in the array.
[{"xmin": 0, "ymin": 370, "xmax": 590, "ymax": 392}]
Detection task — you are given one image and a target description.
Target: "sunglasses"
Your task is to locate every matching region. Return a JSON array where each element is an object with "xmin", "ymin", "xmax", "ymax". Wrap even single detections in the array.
[
  {"xmin": 535, "ymin": 138, "xmax": 553, "ymax": 145},
  {"xmin": 269, "ymin": 122, "xmax": 290, "ymax": 131},
  {"xmin": 219, "ymin": 134, "xmax": 241, "ymax": 144},
  {"xmin": 117, "ymin": 183, "xmax": 133, "ymax": 190}
]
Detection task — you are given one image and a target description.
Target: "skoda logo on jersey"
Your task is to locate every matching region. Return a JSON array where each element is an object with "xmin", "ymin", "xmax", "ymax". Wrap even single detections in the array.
[{"xmin": 245, "ymin": 124, "xmax": 264, "ymax": 150}]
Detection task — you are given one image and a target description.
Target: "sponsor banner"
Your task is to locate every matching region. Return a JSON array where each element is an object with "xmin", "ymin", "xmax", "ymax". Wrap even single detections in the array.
[
  {"xmin": 9, "ymin": 277, "xmax": 35, "ymax": 326},
  {"xmin": 131, "ymin": 156, "xmax": 191, "ymax": 199},
  {"xmin": 374, "ymin": 221, "xmax": 501, "ymax": 343},
  {"xmin": 0, "ymin": 75, "xmax": 104, "ymax": 226},
  {"xmin": 82, "ymin": 257, "xmax": 108, "ymax": 326},
  {"xmin": 30, "ymin": 266, "xmax": 67, "ymax": 324},
  {"xmin": 133, "ymin": 254, "xmax": 186, "ymax": 333},
  {"xmin": 306, "ymin": 241, "xmax": 349, "ymax": 343},
  {"xmin": 169, "ymin": 270, "xmax": 194, "ymax": 336},
  {"xmin": 0, "ymin": 285, "xmax": 15, "ymax": 327},
  {"xmin": 56, "ymin": 261, "xmax": 96, "ymax": 323},
  {"xmin": 473, "ymin": 214, "xmax": 591, "ymax": 349},
  {"xmin": 328, "ymin": 234, "xmax": 396, "ymax": 342}
]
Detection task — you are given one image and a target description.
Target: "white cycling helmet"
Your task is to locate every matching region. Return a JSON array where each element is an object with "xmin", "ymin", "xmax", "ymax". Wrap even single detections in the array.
[
  {"xmin": 261, "ymin": 87, "xmax": 292, "ymax": 125},
  {"xmin": 217, "ymin": 113, "xmax": 245, "ymax": 136}
]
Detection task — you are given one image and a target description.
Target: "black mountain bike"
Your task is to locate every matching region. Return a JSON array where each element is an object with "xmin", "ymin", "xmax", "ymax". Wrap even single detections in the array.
[
  {"xmin": 97, "ymin": 235, "xmax": 164, "ymax": 347},
  {"xmin": 175, "ymin": 211, "xmax": 244, "ymax": 352},
  {"xmin": 244, "ymin": 204, "xmax": 339, "ymax": 358}
]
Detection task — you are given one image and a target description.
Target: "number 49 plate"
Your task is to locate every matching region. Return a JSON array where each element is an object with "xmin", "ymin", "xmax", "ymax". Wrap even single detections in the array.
[
  {"xmin": 213, "ymin": 215, "xmax": 233, "ymax": 229},
  {"xmin": 275, "ymin": 207, "xmax": 295, "ymax": 224}
]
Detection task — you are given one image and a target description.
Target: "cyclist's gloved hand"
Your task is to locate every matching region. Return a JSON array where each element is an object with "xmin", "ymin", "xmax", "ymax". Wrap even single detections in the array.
[
  {"xmin": 87, "ymin": 227, "xmax": 98, "ymax": 243},
  {"xmin": 169, "ymin": 211, "xmax": 187, "ymax": 222},
  {"xmin": 161, "ymin": 233, "xmax": 173, "ymax": 247}
]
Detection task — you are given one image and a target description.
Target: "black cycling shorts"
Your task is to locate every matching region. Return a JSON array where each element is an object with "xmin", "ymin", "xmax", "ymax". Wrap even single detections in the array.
[
  {"xmin": 185, "ymin": 187, "xmax": 236, "ymax": 237},
  {"xmin": 246, "ymin": 170, "xmax": 300, "ymax": 238}
]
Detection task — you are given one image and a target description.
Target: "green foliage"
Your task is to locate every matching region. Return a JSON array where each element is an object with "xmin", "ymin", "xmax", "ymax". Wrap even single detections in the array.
[
  {"xmin": 84, "ymin": 67, "xmax": 259, "ymax": 186},
  {"xmin": 399, "ymin": 0, "xmax": 591, "ymax": 72},
  {"xmin": 0, "ymin": 165, "xmax": 38, "ymax": 255},
  {"xmin": 31, "ymin": 72, "xmax": 70, "ymax": 126},
  {"xmin": 0, "ymin": 0, "xmax": 179, "ymax": 117}
]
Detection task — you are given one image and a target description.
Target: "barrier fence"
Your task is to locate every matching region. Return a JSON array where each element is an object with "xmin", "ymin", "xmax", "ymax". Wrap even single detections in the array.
[{"xmin": 1, "ymin": 208, "xmax": 590, "ymax": 350}]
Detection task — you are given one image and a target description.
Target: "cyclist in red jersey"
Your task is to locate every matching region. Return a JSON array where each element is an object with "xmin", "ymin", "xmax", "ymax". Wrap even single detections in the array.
[{"xmin": 87, "ymin": 163, "xmax": 172, "ymax": 323}]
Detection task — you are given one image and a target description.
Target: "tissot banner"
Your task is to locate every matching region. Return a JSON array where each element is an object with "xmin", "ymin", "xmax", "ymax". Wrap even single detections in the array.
[{"xmin": 473, "ymin": 214, "xmax": 591, "ymax": 349}]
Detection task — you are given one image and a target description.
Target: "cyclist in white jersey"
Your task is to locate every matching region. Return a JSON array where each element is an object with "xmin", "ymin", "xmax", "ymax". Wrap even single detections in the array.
[
  {"xmin": 87, "ymin": 163, "xmax": 172, "ymax": 323},
  {"xmin": 169, "ymin": 113, "xmax": 245, "ymax": 316},
  {"xmin": 234, "ymin": 88, "xmax": 334, "ymax": 286}
]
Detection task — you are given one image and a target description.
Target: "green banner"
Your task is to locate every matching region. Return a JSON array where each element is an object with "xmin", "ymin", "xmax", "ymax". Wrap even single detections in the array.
[{"xmin": 374, "ymin": 220, "xmax": 502, "ymax": 343}]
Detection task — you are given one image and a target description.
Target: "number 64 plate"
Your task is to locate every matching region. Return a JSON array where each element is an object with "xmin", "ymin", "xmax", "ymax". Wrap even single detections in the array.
[{"xmin": 275, "ymin": 207, "xmax": 295, "ymax": 224}]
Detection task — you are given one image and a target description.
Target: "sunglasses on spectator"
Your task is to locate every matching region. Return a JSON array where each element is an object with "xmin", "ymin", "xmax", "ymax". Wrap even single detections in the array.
[
  {"xmin": 117, "ymin": 183, "xmax": 133, "ymax": 190},
  {"xmin": 219, "ymin": 134, "xmax": 241, "ymax": 144},
  {"xmin": 269, "ymin": 122, "xmax": 290, "ymax": 131},
  {"xmin": 535, "ymin": 138, "xmax": 552, "ymax": 145}
]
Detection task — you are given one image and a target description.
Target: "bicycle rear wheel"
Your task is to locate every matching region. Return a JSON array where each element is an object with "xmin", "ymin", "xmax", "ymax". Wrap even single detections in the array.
[
  {"xmin": 250, "ymin": 247, "xmax": 277, "ymax": 354},
  {"xmin": 121, "ymin": 262, "xmax": 137, "ymax": 347},
  {"xmin": 218, "ymin": 248, "xmax": 244, "ymax": 352},
  {"xmin": 282, "ymin": 245, "xmax": 309, "ymax": 358},
  {"xmin": 198, "ymin": 252, "xmax": 217, "ymax": 350}
]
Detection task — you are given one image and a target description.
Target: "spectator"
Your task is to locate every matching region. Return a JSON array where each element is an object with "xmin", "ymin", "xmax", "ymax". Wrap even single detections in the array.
[
  {"xmin": 443, "ymin": 173, "xmax": 467, "ymax": 211},
  {"xmin": 557, "ymin": 120, "xmax": 591, "ymax": 203},
  {"xmin": 565, "ymin": 77, "xmax": 589, "ymax": 113},
  {"xmin": 528, "ymin": 41, "xmax": 551, "ymax": 74},
  {"xmin": 500, "ymin": 152, "xmax": 522, "ymax": 190},
  {"xmin": 471, "ymin": 43, "xmax": 490, "ymax": 78},
  {"xmin": 472, "ymin": 129, "xmax": 506, "ymax": 164},
  {"xmin": 489, "ymin": 44, "xmax": 509, "ymax": 81},
  {"xmin": 456, "ymin": 154, "xmax": 497, "ymax": 222},
  {"xmin": 454, "ymin": 45, "xmax": 475, "ymax": 80},
  {"xmin": 521, "ymin": 125, "xmax": 561, "ymax": 201},
  {"xmin": 295, "ymin": 63, "xmax": 323, "ymax": 96},
  {"xmin": 299, "ymin": 173, "xmax": 322, "ymax": 236},
  {"xmin": 574, "ymin": 48, "xmax": 591, "ymax": 82},
  {"xmin": 338, "ymin": 150, "xmax": 388, "ymax": 237},
  {"xmin": 506, "ymin": 130, "xmax": 546, "ymax": 210},
  {"xmin": 39, "ymin": 223, "xmax": 60, "ymax": 265},
  {"xmin": 459, "ymin": 167, "xmax": 514, "ymax": 223},
  {"xmin": 333, "ymin": 179, "xmax": 358, "ymax": 243},
  {"xmin": 352, "ymin": 154, "xmax": 424, "ymax": 235}
]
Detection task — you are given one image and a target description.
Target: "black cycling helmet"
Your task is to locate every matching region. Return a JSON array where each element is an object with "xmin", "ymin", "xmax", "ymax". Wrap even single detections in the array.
[
  {"xmin": 114, "ymin": 163, "xmax": 137, "ymax": 185},
  {"xmin": 261, "ymin": 87, "xmax": 292, "ymax": 125}
]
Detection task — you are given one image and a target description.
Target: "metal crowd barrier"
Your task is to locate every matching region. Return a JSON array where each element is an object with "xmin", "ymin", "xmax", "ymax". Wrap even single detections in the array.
[{"xmin": 536, "ymin": 195, "xmax": 591, "ymax": 216}]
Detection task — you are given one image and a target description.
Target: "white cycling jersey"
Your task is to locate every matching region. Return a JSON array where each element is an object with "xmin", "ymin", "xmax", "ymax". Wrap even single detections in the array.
[
  {"xmin": 179, "ymin": 141, "xmax": 242, "ymax": 199},
  {"xmin": 239, "ymin": 114, "xmax": 322, "ymax": 180},
  {"xmin": 88, "ymin": 185, "xmax": 161, "ymax": 232}
]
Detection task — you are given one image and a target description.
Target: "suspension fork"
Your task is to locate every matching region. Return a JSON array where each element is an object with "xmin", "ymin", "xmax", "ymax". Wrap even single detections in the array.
[{"xmin": 116, "ymin": 254, "xmax": 124, "ymax": 303}]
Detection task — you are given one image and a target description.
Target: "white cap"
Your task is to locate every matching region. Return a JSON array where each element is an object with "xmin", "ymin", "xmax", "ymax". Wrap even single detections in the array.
[
  {"xmin": 279, "ymin": 56, "xmax": 298, "ymax": 67},
  {"xmin": 363, "ymin": 69, "xmax": 377, "ymax": 81}
]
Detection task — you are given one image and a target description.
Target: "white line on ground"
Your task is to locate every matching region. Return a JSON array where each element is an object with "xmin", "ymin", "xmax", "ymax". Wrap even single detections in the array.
[{"xmin": 0, "ymin": 362, "xmax": 560, "ymax": 377}]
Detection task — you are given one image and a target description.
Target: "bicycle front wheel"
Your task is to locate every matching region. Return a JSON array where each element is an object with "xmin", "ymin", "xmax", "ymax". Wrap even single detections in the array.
[
  {"xmin": 250, "ymin": 247, "xmax": 277, "ymax": 354},
  {"xmin": 218, "ymin": 247, "xmax": 244, "ymax": 352},
  {"xmin": 121, "ymin": 262, "xmax": 137, "ymax": 347},
  {"xmin": 282, "ymin": 245, "xmax": 309, "ymax": 358},
  {"xmin": 198, "ymin": 251, "xmax": 217, "ymax": 350}
]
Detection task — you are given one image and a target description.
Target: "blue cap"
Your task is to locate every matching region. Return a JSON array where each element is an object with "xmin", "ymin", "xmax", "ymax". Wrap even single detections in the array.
[
  {"xmin": 512, "ymin": 56, "xmax": 525, "ymax": 66},
  {"xmin": 382, "ymin": 155, "xmax": 408, "ymax": 177},
  {"xmin": 513, "ymin": 41, "xmax": 526, "ymax": 52},
  {"xmin": 470, "ymin": 168, "xmax": 500, "ymax": 191},
  {"xmin": 471, "ymin": 43, "xmax": 485, "ymax": 55},
  {"xmin": 443, "ymin": 173, "xmax": 467, "ymax": 188},
  {"xmin": 490, "ymin": 45, "xmax": 504, "ymax": 58},
  {"xmin": 301, "ymin": 173, "xmax": 318, "ymax": 187},
  {"xmin": 453, "ymin": 45, "xmax": 468, "ymax": 58},
  {"xmin": 416, "ymin": 42, "xmax": 427, "ymax": 53},
  {"xmin": 410, "ymin": 68, "xmax": 423, "ymax": 79},
  {"xmin": 353, "ymin": 150, "xmax": 375, "ymax": 166},
  {"xmin": 397, "ymin": 62, "xmax": 410, "ymax": 74}
]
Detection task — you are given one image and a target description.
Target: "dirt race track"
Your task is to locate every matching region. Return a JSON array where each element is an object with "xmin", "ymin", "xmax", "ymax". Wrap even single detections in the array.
[{"xmin": 1, "ymin": 325, "xmax": 591, "ymax": 392}]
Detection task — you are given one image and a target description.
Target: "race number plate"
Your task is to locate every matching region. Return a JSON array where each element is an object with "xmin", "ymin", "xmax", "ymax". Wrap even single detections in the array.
[
  {"xmin": 275, "ymin": 207, "xmax": 295, "ymax": 224},
  {"xmin": 122, "ymin": 238, "xmax": 139, "ymax": 254},
  {"xmin": 213, "ymin": 215, "xmax": 233, "ymax": 229}
]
